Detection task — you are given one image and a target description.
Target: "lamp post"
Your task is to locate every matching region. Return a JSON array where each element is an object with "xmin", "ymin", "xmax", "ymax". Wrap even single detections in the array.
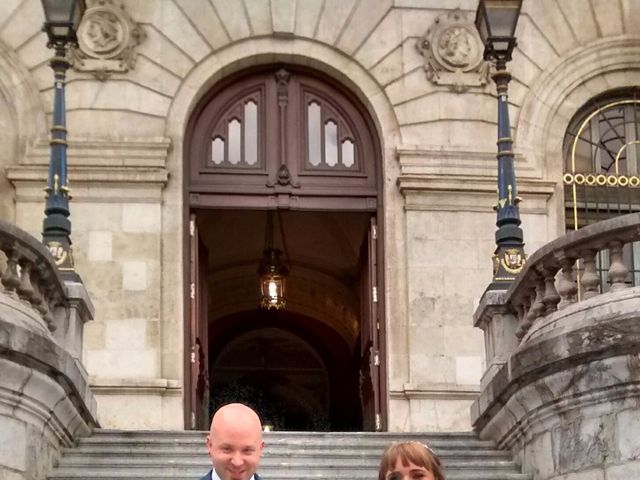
[
  {"xmin": 475, "ymin": 0, "xmax": 525, "ymax": 289},
  {"xmin": 40, "ymin": 0, "xmax": 85, "ymax": 276}
]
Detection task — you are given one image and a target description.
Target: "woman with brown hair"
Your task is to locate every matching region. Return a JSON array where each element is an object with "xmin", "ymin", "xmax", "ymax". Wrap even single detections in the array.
[{"xmin": 378, "ymin": 441, "xmax": 446, "ymax": 480}]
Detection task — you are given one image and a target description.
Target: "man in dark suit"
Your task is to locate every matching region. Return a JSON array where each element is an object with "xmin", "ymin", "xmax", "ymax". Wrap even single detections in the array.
[{"xmin": 201, "ymin": 403, "xmax": 265, "ymax": 480}]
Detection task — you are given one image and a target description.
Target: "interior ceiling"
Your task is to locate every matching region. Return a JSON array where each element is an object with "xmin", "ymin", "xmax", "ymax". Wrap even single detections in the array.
[{"xmin": 197, "ymin": 209, "xmax": 371, "ymax": 283}]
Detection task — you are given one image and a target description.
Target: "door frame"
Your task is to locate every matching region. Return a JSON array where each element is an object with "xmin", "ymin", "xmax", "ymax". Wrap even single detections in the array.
[{"xmin": 182, "ymin": 65, "xmax": 387, "ymax": 431}]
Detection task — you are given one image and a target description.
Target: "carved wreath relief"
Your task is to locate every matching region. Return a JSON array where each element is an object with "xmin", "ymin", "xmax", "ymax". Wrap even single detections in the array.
[
  {"xmin": 71, "ymin": 0, "xmax": 145, "ymax": 80},
  {"xmin": 416, "ymin": 9, "xmax": 489, "ymax": 93}
]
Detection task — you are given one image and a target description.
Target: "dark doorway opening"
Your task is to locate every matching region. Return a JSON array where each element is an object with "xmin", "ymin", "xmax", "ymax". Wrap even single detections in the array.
[
  {"xmin": 190, "ymin": 209, "xmax": 379, "ymax": 431},
  {"xmin": 209, "ymin": 314, "xmax": 356, "ymax": 431}
]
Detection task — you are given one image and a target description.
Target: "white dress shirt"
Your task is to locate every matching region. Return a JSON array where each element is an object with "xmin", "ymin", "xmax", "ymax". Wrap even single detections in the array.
[{"xmin": 210, "ymin": 469, "xmax": 256, "ymax": 480}]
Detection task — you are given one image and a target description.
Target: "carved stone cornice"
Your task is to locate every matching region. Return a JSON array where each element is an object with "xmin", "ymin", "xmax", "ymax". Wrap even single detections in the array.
[
  {"xmin": 6, "ymin": 138, "xmax": 171, "ymax": 202},
  {"xmin": 397, "ymin": 146, "xmax": 532, "ymax": 178},
  {"xmin": 397, "ymin": 174, "xmax": 556, "ymax": 214},
  {"xmin": 20, "ymin": 138, "xmax": 171, "ymax": 168},
  {"xmin": 395, "ymin": 147, "xmax": 557, "ymax": 212},
  {"xmin": 89, "ymin": 377, "xmax": 181, "ymax": 395},
  {"xmin": 397, "ymin": 145, "xmax": 552, "ymax": 184},
  {"xmin": 390, "ymin": 384, "xmax": 480, "ymax": 401}
]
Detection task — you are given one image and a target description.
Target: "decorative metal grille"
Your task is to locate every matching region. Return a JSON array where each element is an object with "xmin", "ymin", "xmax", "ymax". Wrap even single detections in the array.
[{"xmin": 563, "ymin": 92, "xmax": 640, "ymax": 289}]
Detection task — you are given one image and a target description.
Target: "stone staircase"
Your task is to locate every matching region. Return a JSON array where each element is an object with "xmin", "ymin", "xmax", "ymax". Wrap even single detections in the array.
[{"xmin": 49, "ymin": 430, "xmax": 531, "ymax": 480}]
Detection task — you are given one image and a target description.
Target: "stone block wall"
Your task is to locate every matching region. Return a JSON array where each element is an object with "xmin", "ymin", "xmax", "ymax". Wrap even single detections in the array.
[{"xmin": 0, "ymin": 0, "xmax": 639, "ymax": 431}]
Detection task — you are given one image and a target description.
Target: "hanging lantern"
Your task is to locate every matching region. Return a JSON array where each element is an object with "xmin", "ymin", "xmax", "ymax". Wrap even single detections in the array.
[
  {"xmin": 258, "ymin": 249, "xmax": 288, "ymax": 309},
  {"xmin": 258, "ymin": 211, "xmax": 290, "ymax": 310}
]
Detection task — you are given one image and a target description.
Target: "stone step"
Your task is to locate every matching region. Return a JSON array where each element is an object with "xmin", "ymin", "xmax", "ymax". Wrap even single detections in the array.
[
  {"xmin": 72, "ymin": 440, "xmax": 499, "ymax": 451},
  {"xmin": 78, "ymin": 430, "xmax": 497, "ymax": 449},
  {"xmin": 49, "ymin": 429, "xmax": 531, "ymax": 480},
  {"xmin": 57, "ymin": 455, "xmax": 518, "ymax": 468},
  {"xmin": 62, "ymin": 446, "xmax": 512, "ymax": 459},
  {"xmin": 50, "ymin": 473, "xmax": 532, "ymax": 480}
]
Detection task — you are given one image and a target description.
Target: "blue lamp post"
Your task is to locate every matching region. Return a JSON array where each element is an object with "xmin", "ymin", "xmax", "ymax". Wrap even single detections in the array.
[
  {"xmin": 40, "ymin": 0, "xmax": 85, "ymax": 276},
  {"xmin": 475, "ymin": 0, "xmax": 525, "ymax": 289}
]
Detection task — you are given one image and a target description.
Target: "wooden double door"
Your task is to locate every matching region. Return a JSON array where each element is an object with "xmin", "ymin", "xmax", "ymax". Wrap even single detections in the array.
[{"xmin": 184, "ymin": 66, "xmax": 385, "ymax": 431}]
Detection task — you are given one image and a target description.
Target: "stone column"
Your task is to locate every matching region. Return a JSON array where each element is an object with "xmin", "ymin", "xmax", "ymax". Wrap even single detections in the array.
[
  {"xmin": 54, "ymin": 280, "xmax": 95, "ymax": 360},
  {"xmin": 473, "ymin": 289, "xmax": 518, "ymax": 390}
]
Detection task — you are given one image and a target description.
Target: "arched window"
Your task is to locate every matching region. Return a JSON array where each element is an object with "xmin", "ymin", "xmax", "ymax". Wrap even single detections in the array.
[
  {"xmin": 563, "ymin": 89, "xmax": 640, "ymax": 287},
  {"xmin": 186, "ymin": 67, "xmax": 379, "ymax": 210}
]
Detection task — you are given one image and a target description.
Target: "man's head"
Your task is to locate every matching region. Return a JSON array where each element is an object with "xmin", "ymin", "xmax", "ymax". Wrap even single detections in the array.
[{"xmin": 206, "ymin": 403, "xmax": 265, "ymax": 480}]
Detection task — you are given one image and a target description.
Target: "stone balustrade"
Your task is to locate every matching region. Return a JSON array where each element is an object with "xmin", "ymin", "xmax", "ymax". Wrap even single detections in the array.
[
  {"xmin": 506, "ymin": 213, "xmax": 640, "ymax": 342},
  {"xmin": 0, "ymin": 218, "xmax": 67, "ymax": 334},
  {"xmin": 0, "ymin": 219, "xmax": 98, "ymax": 480},
  {"xmin": 472, "ymin": 212, "xmax": 640, "ymax": 480}
]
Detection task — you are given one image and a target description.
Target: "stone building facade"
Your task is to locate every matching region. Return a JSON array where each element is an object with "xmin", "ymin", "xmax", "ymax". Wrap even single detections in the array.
[{"xmin": 0, "ymin": 0, "xmax": 639, "ymax": 435}]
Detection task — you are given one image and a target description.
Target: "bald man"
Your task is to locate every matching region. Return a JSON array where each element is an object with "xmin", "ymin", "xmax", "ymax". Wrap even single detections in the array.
[{"xmin": 201, "ymin": 403, "xmax": 265, "ymax": 480}]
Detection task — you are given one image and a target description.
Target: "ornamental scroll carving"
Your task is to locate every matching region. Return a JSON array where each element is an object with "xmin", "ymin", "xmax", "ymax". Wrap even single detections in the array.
[
  {"xmin": 416, "ymin": 9, "xmax": 489, "ymax": 93},
  {"xmin": 71, "ymin": 0, "xmax": 145, "ymax": 80}
]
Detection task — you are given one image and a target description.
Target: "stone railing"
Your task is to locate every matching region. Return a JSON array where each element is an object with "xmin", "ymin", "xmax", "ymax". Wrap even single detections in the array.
[
  {"xmin": 506, "ymin": 212, "xmax": 640, "ymax": 342},
  {"xmin": 472, "ymin": 213, "xmax": 640, "ymax": 480},
  {"xmin": 0, "ymin": 219, "xmax": 98, "ymax": 480},
  {"xmin": 0, "ymin": 218, "xmax": 67, "ymax": 333}
]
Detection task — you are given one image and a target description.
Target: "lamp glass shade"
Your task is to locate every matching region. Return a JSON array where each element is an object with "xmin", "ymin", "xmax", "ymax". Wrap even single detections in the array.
[
  {"xmin": 484, "ymin": 0, "xmax": 522, "ymax": 38},
  {"xmin": 475, "ymin": 6, "xmax": 490, "ymax": 46},
  {"xmin": 258, "ymin": 248, "xmax": 288, "ymax": 310},
  {"xmin": 260, "ymin": 273, "xmax": 286, "ymax": 310},
  {"xmin": 476, "ymin": 0, "xmax": 522, "ymax": 40},
  {"xmin": 41, "ymin": 0, "xmax": 85, "ymax": 43},
  {"xmin": 475, "ymin": 0, "xmax": 522, "ymax": 60}
]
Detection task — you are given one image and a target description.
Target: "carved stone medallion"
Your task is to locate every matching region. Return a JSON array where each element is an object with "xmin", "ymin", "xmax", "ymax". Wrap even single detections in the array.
[
  {"xmin": 416, "ymin": 9, "xmax": 489, "ymax": 93},
  {"xmin": 71, "ymin": 0, "xmax": 145, "ymax": 80}
]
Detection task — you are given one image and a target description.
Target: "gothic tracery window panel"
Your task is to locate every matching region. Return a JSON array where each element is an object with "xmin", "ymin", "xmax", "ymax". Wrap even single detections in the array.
[
  {"xmin": 189, "ymin": 67, "xmax": 378, "ymax": 203},
  {"xmin": 228, "ymin": 119, "xmax": 241, "ymax": 165},
  {"xmin": 208, "ymin": 94, "xmax": 263, "ymax": 169},
  {"xmin": 244, "ymin": 101, "xmax": 258, "ymax": 165},
  {"xmin": 308, "ymin": 102, "xmax": 322, "ymax": 167},
  {"xmin": 304, "ymin": 93, "xmax": 360, "ymax": 171},
  {"xmin": 211, "ymin": 137, "xmax": 225, "ymax": 165},
  {"xmin": 324, "ymin": 120, "xmax": 338, "ymax": 167},
  {"xmin": 342, "ymin": 140, "xmax": 355, "ymax": 168}
]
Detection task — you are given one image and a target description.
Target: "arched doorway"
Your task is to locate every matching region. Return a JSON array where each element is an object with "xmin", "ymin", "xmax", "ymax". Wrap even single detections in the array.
[
  {"xmin": 209, "ymin": 315, "xmax": 355, "ymax": 431},
  {"xmin": 212, "ymin": 326, "xmax": 330, "ymax": 431},
  {"xmin": 184, "ymin": 66, "xmax": 385, "ymax": 431}
]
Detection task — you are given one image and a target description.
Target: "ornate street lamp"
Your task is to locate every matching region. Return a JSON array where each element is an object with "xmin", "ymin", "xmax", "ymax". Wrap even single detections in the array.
[
  {"xmin": 40, "ymin": 0, "xmax": 86, "ymax": 275},
  {"xmin": 258, "ymin": 211, "xmax": 290, "ymax": 310},
  {"xmin": 475, "ymin": 0, "xmax": 522, "ymax": 63},
  {"xmin": 475, "ymin": 0, "xmax": 526, "ymax": 289}
]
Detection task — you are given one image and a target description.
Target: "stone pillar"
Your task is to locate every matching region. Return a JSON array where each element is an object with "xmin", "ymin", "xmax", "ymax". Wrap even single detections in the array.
[
  {"xmin": 473, "ymin": 289, "xmax": 519, "ymax": 389},
  {"xmin": 53, "ymin": 280, "xmax": 95, "ymax": 360}
]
